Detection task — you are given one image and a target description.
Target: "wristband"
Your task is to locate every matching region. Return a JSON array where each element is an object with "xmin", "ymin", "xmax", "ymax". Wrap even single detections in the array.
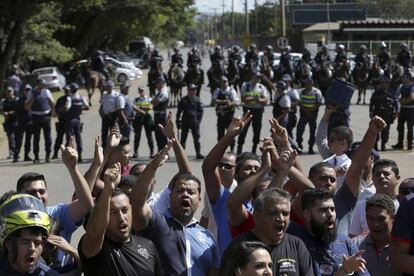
[{"xmin": 338, "ymin": 266, "xmax": 354, "ymax": 276}]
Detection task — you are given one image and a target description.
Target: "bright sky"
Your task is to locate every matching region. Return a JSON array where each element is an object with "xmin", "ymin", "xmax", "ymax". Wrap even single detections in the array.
[{"xmin": 195, "ymin": 0, "xmax": 263, "ymax": 14}]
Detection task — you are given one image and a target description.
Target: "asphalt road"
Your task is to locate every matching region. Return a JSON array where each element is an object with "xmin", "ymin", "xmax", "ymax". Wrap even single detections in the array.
[{"xmin": 0, "ymin": 48, "xmax": 413, "ymax": 247}]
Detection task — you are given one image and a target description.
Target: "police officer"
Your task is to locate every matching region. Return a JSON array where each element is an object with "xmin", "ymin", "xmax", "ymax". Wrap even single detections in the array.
[
  {"xmin": 302, "ymin": 48, "xmax": 312, "ymax": 65},
  {"xmin": 376, "ymin": 42, "xmax": 391, "ymax": 77},
  {"xmin": 99, "ymin": 80, "xmax": 120, "ymax": 148},
  {"xmin": 212, "ymin": 76, "xmax": 240, "ymax": 151},
  {"xmin": 187, "ymin": 47, "xmax": 202, "ymax": 68},
  {"xmin": 210, "ymin": 45, "xmax": 224, "ymax": 66},
  {"xmin": 150, "ymin": 48, "xmax": 164, "ymax": 71},
  {"xmin": 237, "ymin": 71, "xmax": 269, "ymax": 154},
  {"xmin": 228, "ymin": 45, "xmax": 242, "ymax": 65},
  {"xmin": 283, "ymin": 74, "xmax": 300, "ymax": 139},
  {"xmin": 245, "ymin": 44, "xmax": 259, "ymax": 68},
  {"xmin": 313, "ymin": 45, "xmax": 331, "ymax": 70},
  {"xmin": 51, "ymin": 85, "xmax": 70, "ymax": 159},
  {"xmin": 1, "ymin": 87, "xmax": 18, "ymax": 159},
  {"xmin": 354, "ymin": 45, "xmax": 370, "ymax": 69},
  {"xmin": 171, "ymin": 47, "xmax": 184, "ymax": 67},
  {"xmin": 280, "ymin": 45, "xmax": 293, "ymax": 75},
  {"xmin": 151, "ymin": 76, "xmax": 169, "ymax": 151},
  {"xmin": 91, "ymin": 50, "xmax": 108, "ymax": 80},
  {"xmin": 262, "ymin": 45, "xmax": 275, "ymax": 65},
  {"xmin": 393, "ymin": 70, "xmax": 414, "ymax": 150},
  {"xmin": 176, "ymin": 83, "xmax": 204, "ymax": 159},
  {"xmin": 64, "ymin": 83, "xmax": 89, "ymax": 162},
  {"xmin": 24, "ymin": 79, "xmax": 55, "ymax": 163},
  {"xmin": 334, "ymin": 44, "xmax": 348, "ymax": 64},
  {"xmin": 369, "ymin": 76, "xmax": 398, "ymax": 151},
  {"xmin": 396, "ymin": 43, "xmax": 411, "ymax": 69},
  {"xmin": 296, "ymin": 78, "xmax": 322, "ymax": 154},
  {"xmin": 14, "ymin": 84, "xmax": 33, "ymax": 162},
  {"xmin": 273, "ymin": 81, "xmax": 291, "ymax": 128},
  {"xmin": 116, "ymin": 82, "xmax": 134, "ymax": 140},
  {"xmin": 132, "ymin": 86, "xmax": 154, "ymax": 158}
]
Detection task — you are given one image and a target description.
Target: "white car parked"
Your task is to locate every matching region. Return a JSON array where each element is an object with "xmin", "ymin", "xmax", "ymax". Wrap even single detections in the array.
[
  {"xmin": 105, "ymin": 57, "xmax": 142, "ymax": 83},
  {"xmin": 32, "ymin": 66, "xmax": 66, "ymax": 91}
]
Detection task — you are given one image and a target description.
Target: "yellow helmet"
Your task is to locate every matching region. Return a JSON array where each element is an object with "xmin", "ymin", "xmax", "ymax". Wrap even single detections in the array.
[{"xmin": 0, "ymin": 194, "xmax": 50, "ymax": 248}]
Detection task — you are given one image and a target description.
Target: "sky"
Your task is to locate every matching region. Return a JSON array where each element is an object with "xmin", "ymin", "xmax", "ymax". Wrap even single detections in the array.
[{"xmin": 194, "ymin": 0, "xmax": 263, "ymax": 14}]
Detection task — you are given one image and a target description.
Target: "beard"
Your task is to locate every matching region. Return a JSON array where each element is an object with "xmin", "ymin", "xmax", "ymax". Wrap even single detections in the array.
[{"xmin": 310, "ymin": 218, "xmax": 337, "ymax": 244}]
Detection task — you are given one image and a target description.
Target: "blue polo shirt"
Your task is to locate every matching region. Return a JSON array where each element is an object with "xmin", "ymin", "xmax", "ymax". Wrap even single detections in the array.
[{"xmin": 141, "ymin": 209, "xmax": 220, "ymax": 275}]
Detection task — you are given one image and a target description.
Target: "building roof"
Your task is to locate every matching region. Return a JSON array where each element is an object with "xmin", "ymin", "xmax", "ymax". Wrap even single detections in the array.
[
  {"xmin": 339, "ymin": 19, "xmax": 414, "ymax": 25},
  {"xmin": 303, "ymin": 22, "xmax": 340, "ymax": 32}
]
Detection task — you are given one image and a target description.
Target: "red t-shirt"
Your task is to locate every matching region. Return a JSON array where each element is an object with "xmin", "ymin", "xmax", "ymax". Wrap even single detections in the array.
[{"xmin": 229, "ymin": 212, "xmax": 255, "ymax": 239}]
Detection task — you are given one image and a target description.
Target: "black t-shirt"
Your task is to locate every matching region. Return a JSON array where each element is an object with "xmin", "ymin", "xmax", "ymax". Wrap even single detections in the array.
[
  {"xmin": 78, "ymin": 235, "xmax": 163, "ymax": 276},
  {"xmin": 391, "ymin": 197, "xmax": 414, "ymax": 276},
  {"xmin": 221, "ymin": 231, "xmax": 314, "ymax": 276}
]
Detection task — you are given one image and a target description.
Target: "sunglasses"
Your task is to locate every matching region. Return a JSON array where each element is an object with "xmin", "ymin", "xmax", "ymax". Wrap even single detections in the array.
[{"xmin": 219, "ymin": 162, "xmax": 235, "ymax": 170}]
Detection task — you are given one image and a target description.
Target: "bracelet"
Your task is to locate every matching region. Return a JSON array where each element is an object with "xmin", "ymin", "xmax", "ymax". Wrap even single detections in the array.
[{"xmin": 338, "ymin": 266, "xmax": 354, "ymax": 276}]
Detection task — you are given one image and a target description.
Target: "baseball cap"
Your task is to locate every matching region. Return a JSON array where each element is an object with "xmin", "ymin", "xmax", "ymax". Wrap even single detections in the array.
[
  {"xmin": 282, "ymin": 74, "xmax": 292, "ymax": 82},
  {"xmin": 188, "ymin": 83, "xmax": 197, "ymax": 89},
  {"xmin": 105, "ymin": 80, "xmax": 115, "ymax": 87},
  {"xmin": 276, "ymin": 80, "xmax": 286, "ymax": 88},
  {"xmin": 120, "ymin": 82, "xmax": 131, "ymax": 90}
]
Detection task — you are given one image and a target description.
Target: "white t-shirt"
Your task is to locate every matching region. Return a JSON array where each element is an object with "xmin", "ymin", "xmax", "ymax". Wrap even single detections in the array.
[
  {"xmin": 349, "ymin": 195, "xmax": 399, "ymax": 237},
  {"xmin": 324, "ymin": 154, "xmax": 351, "ymax": 192}
]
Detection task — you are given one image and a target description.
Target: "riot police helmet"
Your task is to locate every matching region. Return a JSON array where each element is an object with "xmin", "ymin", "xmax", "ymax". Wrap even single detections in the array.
[
  {"xmin": 265, "ymin": 45, "xmax": 274, "ymax": 52},
  {"xmin": 400, "ymin": 43, "xmax": 408, "ymax": 49},
  {"xmin": 360, "ymin": 45, "xmax": 367, "ymax": 51},
  {"xmin": 250, "ymin": 43, "xmax": 257, "ymax": 50},
  {"xmin": 214, "ymin": 45, "xmax": 221, "ymax": 52},
  {"xmin": 286, "ymin": 45, "xmax": 292, "ymax": 52},
  {"xmin": 232, "ymin": 45, "xmax": 240, "ymax": 52},
  {"xmin": 69, "ymin": 83, "xmax": 79, "ymax": 93},
  {"xmin": 173, "ymin": 47, "xmax": 179, "ymax": 53},
  {"xmin": 380, "ymin": 42, "xmax": 387, "ymax": 49},
  {"xmin": 402, "ymin": 68, "xmax": 413, "ymax": 78}
]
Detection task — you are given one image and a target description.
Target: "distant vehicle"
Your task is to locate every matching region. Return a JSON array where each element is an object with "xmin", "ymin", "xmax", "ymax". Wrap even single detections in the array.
[
  {"xmin": 32, "ymin": 66, "xmax": 66, "ymax": 91},
  {"xmin": 128, "ymin": 36, "xmax": 154, "ymax": 68},
  {"xmin": 104, "ymin": 56, "xmax": 142, "ymax": 83}
]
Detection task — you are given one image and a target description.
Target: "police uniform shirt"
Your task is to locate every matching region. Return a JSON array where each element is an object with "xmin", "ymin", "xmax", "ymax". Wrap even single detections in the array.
[
  {"xmin": 116, "ymin": 94, "xmax": 134, "ymax": 119},
  {"xmin": 299, "ymin": 88, "xmax": 322, "ymax": 110},
  {"xmin": 212, "ymin": 86, "xmax": 240, "ymax": 103},
  {"xmin": 26, "ymin": 89, "xmax": 53, "ymax": 115},
  {"xmin": 0, "ymin": 97, "xmax": 18, "ymax": 121},
  {"xmin": 134, "ymin": 96, "xmax": 153, "ymax": 116},
  {"xmin": 79, "ymin": 235, "xmax": 163, "ymax": 276},
  {"xmin": 65, "ymin": 94, "xmax": 88, "ymax": 111},
  {"xmin": 398, "ymin": 83, "xmax": 414, "ymax": 108},
  {"xmin": 287, "ymin": 87, "xmax": 300, "ymax": 108},
  {"xmin": 101, "ymin": 90, "xmax": 120, "ymax": 115},
  {"xmin": 155, "ymin": 86, "xmax": 170, "ymax": 106},
  {"xmin": 55, "ymin": 95, "xmax": 69, "ymax": 119},
  {"xmin": 241, "ymin": 82, "xmax": 268, "ymax": 109}
]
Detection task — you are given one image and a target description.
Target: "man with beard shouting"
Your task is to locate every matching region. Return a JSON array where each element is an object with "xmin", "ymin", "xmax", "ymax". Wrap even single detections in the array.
[{"xmin": 294, "ymin": 188, "xmax": 370, "ymax": 276}]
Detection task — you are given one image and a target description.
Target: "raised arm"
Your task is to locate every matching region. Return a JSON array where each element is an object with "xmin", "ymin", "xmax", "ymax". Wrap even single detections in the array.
[
  {"xmin": 316, "ymin": 106, "xmax": 337, "ymax": 159},
  {"xmin": 345, "ymin": 116, "xmax": 386, "ymax": 196},
  {"xmin": 269, "ymin": 119, "xmax": 314, "ymax": 191},
  {"xmin": 62, "ymin": 137, "xmax": 94, "ymax": 223},
  {"xmin": 202, "ymin": 112, "xmax": 251, "ymax": 203},
  {"xmin": 130, "ymin": 140, "xmax": 173, "ymax": 231},
  {"xmin": 80, "ymin": 163, "xmax": 121, "ymax": 258},
  {"xmin": 159, "ymin": 111, "xmax": 191, "ymax": 173},
  {"xmin": 84, "ymin": 136, "xmax": 104, "ymax": 191},
  {"xmin": 227, "ymin": 148, "xmax": 270, "ymax": 227}
]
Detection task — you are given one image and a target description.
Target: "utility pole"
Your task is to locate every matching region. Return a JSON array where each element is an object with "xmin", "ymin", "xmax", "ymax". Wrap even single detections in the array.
[
  {"xmin": 222, "ymin": 0, "xmax": 225, "ymax": 47},
  {"xmin": 245, "ymin": 0, "xmax": 249, "ymax": 35},
  {"xmin": 255, "ymin": 0, "xmax": 258, "ymax": 35},
  {"xmin": 281, "ymin": 0, "xmax": 286, "ymax": 36},
  {"xmin": 231, "ymin": 0, "xmax": 235, "ymax": 42}
]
